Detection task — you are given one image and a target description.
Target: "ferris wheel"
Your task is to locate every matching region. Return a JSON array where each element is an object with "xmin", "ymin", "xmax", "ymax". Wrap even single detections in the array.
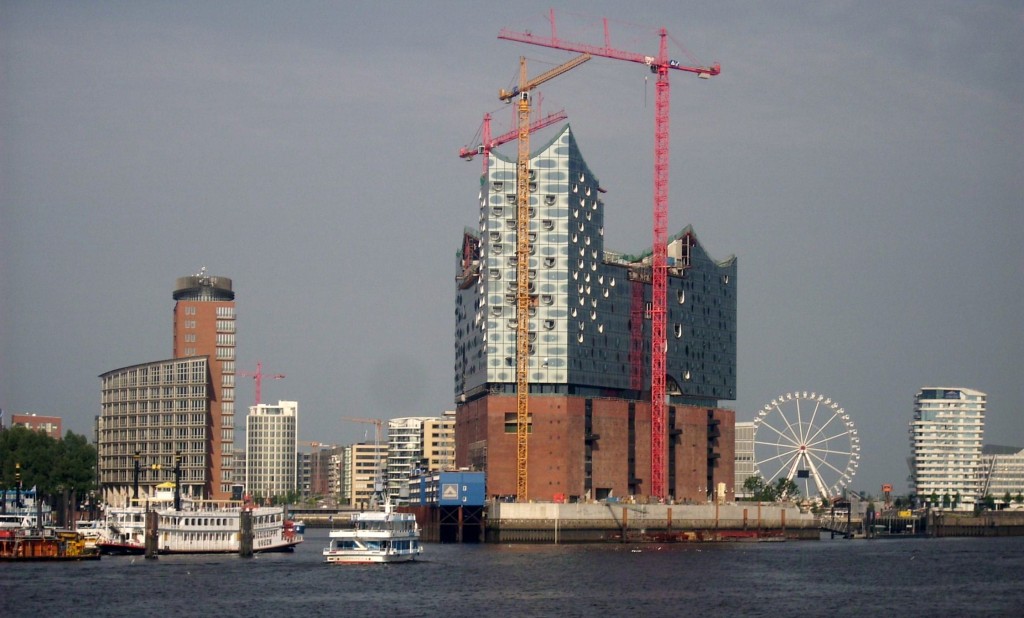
[{"xmin": 752, "ymin": 391, "xmax": 860, "ymax": 500}]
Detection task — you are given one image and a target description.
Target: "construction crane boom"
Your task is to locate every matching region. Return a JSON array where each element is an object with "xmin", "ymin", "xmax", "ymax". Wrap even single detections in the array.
[
  {"xmin": 238, "ymin": 361, "xmax": 285, "ymax": 406},
  {"xmin": 459, "ymin": 109, "xmax": 569, "ymax": 174},
  {"xmin": 497, "ymin": 53, "xmax": 590, "ymax": 503},
  {"xmin": 499, "ymin": 15, "xmax": 719, "ymax": 78},
  {"xmin": 500, "ymin": 11, "xmax": 718, "ymax": 500},
  {"xmin": 498, "ymin": 53, "xmax": 591, "ymax": 101},
  {"xmin": 299, "ymin": 440, "xmax": 337, "ymax": 450}
]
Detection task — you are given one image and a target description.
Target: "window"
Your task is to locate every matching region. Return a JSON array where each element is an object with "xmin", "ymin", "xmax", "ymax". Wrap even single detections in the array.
[{"xmin": 504, "ymin": 412, "xmax": 533, "ymax": 434}]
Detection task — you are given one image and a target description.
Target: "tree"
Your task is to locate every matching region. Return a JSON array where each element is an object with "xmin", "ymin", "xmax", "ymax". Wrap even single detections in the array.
[
  {"xmin": 51, "ymin": 432, "xmax": 97, "ymax": 525},
  {"xmin": 742, "ymin": 475, "xmax": 800, "ymax": 502},
  {"xmin": 1015, "ymin": 492, "xmax": 1023, "ymax": 505},
  {"xmin": 0, "ymin": 426, "xmax": 96, "ymax": 524},
  {"xmin": 1003, "ymin": 492, "xmax": 1013, "ymax": 509},
  {"xmin": 742, "ymin": 476, "xmax": 766, "ymax": 500},
  {"xmin": 773, "ymin": 477, "xmax": 800, "ymax": 502}
]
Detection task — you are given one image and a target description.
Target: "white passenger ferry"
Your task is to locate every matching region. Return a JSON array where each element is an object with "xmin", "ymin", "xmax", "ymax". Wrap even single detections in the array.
[{"xmin": 323, "ymin": 500, "xmax": 422, "ymax": 564}]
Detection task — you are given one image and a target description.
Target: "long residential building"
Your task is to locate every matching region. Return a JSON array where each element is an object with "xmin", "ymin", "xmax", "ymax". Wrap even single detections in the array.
[
  {"xmin": 453, "ymin": 125, "xmax": 737, "ymax": 502},
  {"xmin": 98, "ymin": 357, "xmax": 212, "ymax": 506},
  {"xmin": 981, "ymin": 445, "xmax": 1024, "ymax": 504},
  {"xmin": 908, "ymin": 387, "xmax": 986, "ymax": 510},
  {"xmin": 9, "ymin": 414, "xmax": 62, "ymax": 438}
]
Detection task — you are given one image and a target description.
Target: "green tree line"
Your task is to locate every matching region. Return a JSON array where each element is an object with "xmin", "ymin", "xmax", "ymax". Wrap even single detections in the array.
[
  {"xmin": 742, "ymin": 476, "xmax": 801, "ymax": 502},
  {"xmin": 0, "ymin": 425, "xmax": 97, "ymax": 526}
]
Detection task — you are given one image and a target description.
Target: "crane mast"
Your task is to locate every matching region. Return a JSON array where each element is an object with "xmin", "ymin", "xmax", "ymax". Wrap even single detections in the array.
[
  {"xmin": 499, "ymin": 53, "xmax": 590, "ymax": 502},
  {"xmin": 499, "ymin": 10, "xmax": 718, "ymax": 500}
]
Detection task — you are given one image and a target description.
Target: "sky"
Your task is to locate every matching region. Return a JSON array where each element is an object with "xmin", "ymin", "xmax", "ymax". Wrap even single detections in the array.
[{"xmin": 2, "ymin": 1, "xmax": 1021, "ymax": 496}]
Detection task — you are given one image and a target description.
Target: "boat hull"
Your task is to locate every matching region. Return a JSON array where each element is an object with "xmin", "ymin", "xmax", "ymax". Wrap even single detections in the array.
[
  {"xmin": 158, "ymin": 539, "xmax": 301, "ymax": 555},
  {"xmin": 323, "ymin": 549, "xmax": 421, "ymax": 564},
  {"xmin": 96, "ymin": 541, "xmax": 145, "ymax": 556}
]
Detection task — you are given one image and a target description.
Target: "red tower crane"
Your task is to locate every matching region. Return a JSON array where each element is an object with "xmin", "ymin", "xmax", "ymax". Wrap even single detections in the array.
[
  {"xmin": 499, "ymin": 10, "xmax": 719, "ymax": 499},
  {"xmin": 459, "ymin": 108, "xmax": 569, "ymax": 174},
  {"xmin": 238, "ymin": 361, "xmax": 285, "ymax": 406}
]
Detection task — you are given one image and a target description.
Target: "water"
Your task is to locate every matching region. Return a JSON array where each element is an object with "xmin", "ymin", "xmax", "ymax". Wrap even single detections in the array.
[{"xmin": 4, "ymin": 530, "xmax": 1022, "ymax": 617}]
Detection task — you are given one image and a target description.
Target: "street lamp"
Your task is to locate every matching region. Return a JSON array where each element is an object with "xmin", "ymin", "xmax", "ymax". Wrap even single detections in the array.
[
  {"xmin": 173, "ymin": 451, "xmax": 182, "ymax": 511},
  {"xmin": 132, "ymin": 451, "xmax": 141, "ymax": 502},
  {"xmin": 15, "ymin": 462, "xmax": 22, "ymax": 509}
]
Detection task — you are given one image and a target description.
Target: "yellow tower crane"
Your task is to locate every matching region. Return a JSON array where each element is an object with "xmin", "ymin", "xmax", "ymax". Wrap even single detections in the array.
[{"xmin": 498, "ymin": 53, "xmax": 590, "ymax": 502}]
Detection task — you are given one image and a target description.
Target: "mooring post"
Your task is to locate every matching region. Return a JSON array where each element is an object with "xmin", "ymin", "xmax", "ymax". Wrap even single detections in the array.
[
  {"xmin": 144, "ymin": 507, "xmax": 159, "ymax": 560},
  {"xmin": 239, "ymin": 509, "xmax": 253, "ymax": 557}
]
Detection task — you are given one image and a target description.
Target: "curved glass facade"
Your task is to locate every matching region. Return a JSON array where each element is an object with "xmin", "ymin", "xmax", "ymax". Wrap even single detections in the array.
[{"xmin": 455, "ymin": 125, "xmax": 736, "ymax": 406}]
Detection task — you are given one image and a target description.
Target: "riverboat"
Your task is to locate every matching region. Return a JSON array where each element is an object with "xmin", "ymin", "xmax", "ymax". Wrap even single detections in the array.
[
  {"xmin": 94, "ymin": 506, "xmax": 146, "ymax": 555},
  {"xmin": 0, "ymin": 528, "xmax": 100, "ymax": 561},
  {"xmin": 156, "ymin": 502, "xmax": 302, "ymax": 554},
  {"xmin": 323, "ymin": 501, "xmax": 422, "ymax": 564},
  {"xmin": 96, "ymin": 484, "xmax": 303, "ymax": 555}
]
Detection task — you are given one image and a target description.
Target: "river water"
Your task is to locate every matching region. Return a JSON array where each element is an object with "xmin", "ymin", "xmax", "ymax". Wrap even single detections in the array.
[{"xmin": 3, "ymin": 530, "xmax": 1022, "ymax": 617}]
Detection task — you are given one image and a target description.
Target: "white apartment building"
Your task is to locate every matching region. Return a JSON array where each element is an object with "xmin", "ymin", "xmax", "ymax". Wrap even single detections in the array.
[
  {"xmin": 909, "ymin": 387, "xmax": 985, "ymax": 511},
  {"xmin": 386, "ymin": 417, "xmax": 433, "ymax": 503},
  {"xmin": 734, "ymin": 421, "xmax": 755, "ymax": 499},
  {"xmin": 245, "ymin": 400, "xmax": 298, "ymax": 500},
  {"xmin": 386, "ymin": 414, "xmax": 456, "ymax": 504}
]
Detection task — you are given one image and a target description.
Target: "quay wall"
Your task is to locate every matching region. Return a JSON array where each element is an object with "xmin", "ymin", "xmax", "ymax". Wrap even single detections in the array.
[
  {"xmin": 486, "ymin": 502, "xmax": 818, "ymax": 543},
  {"xmin": 931, "ymin": 511, "xmax": 1024, "ymax": 538}
]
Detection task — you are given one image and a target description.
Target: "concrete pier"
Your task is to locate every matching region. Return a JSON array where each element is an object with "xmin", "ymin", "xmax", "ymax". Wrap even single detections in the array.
[{"xmin": 485, "ymin": 501, "xmax": 818, "ymax": 543}]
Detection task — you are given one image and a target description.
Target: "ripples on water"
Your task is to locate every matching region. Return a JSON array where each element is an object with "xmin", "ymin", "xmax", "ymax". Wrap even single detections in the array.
[{"xmin": 3, "ymin": 531, "xmax": 1022, "ymax": 617}]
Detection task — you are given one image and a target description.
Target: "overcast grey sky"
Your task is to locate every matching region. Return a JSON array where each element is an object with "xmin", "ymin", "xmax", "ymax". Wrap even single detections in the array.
[{"xmin": 2, "ymin": 1, "xmax": 1021, "ymax": 495}]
